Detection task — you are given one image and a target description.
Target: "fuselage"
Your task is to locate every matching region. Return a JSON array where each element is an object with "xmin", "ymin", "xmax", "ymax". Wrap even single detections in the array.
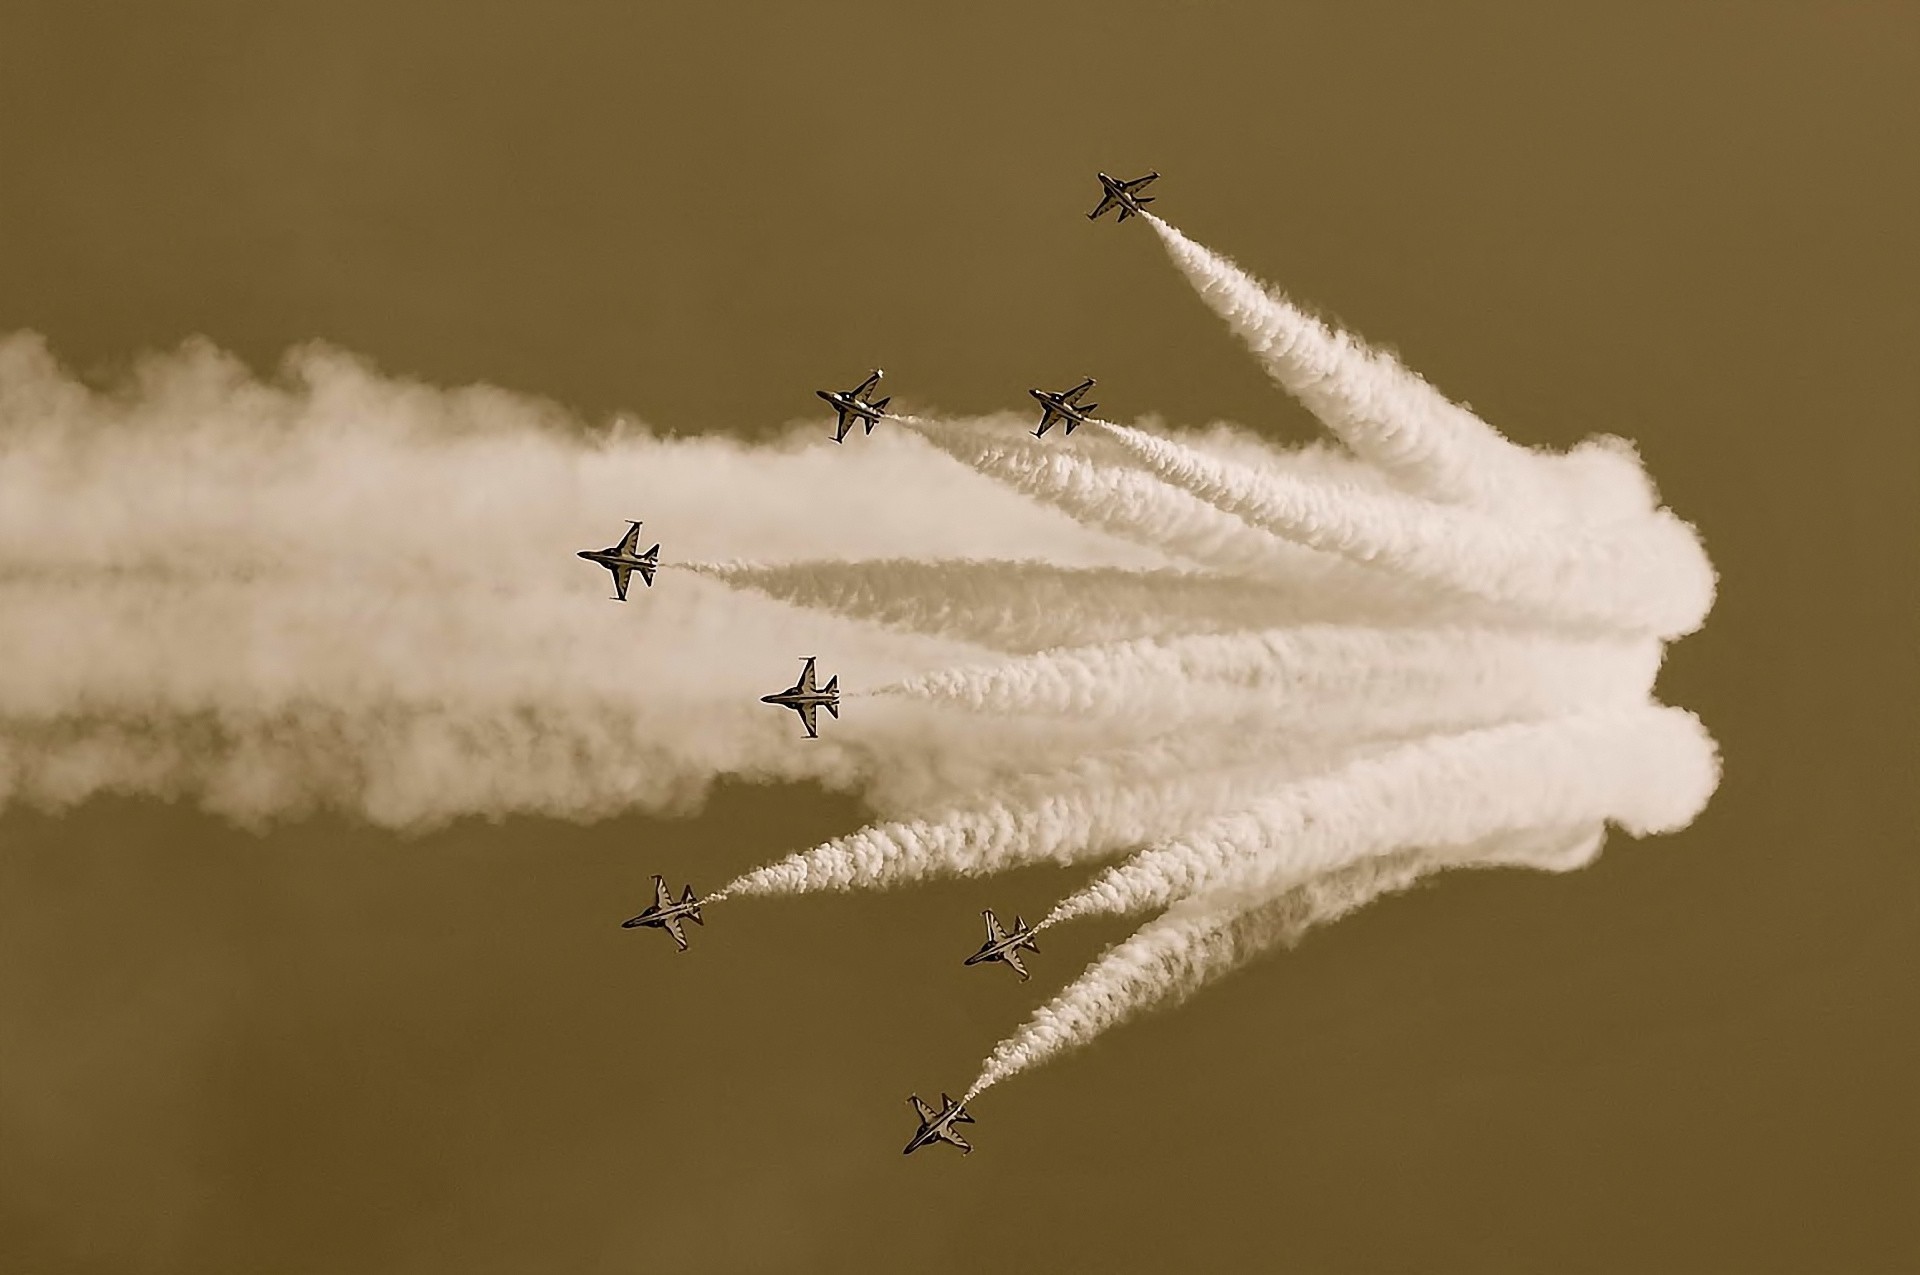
[
  {"xmin": 817, "ymin": 389, "xmax": 884, "ymax": 421},
  {"xmin": 622, "ymin": 900, "xmax": 697, "ymax": 929},
  {"xmin": 760, "ymin": 690, "xmax": 836, "ymax": 710},
  {"xmin": 1098, "ymin": 173, "xmax": 1143, "ymax": 213},
  {"xmin": 578, "ymin": 548, "xmax": 655, "ymax": 570},
  {"xmin": 965, "ymin": 938, "xmax": 1019, "ymax": 966},
  {"xmin": 1028, "ymin": 390, "xmax": 1090, "ymax": 419},
  {"xmin": 904, "ymin": 1113, "xmax": 963, "ymax": 1154}
]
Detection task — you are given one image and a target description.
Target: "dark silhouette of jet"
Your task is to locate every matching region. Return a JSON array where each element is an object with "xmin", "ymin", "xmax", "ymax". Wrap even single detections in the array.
[
  {"xmin": 1086, "ymin": 170, "xmax": 1158, "ymax": 222},
  {"xmin": 817, "ymin": 370, "xmax": 892, "ymax": 443},
  {"xmin": 577, "ymin": 520, "xmax": 659, "ymax": 600},
  {"xmin": 760, "ymin": 656, "xmax": 840, "ymax": 738},
  {"xmin": 903, "ymin": 1093, "xmax": 975, "ymax": 1155},
  {"xmin": 1028, "ymin": 377, "xmax": 1099, "ymax": 437},
  {"xmin": 621, "ymin": 876, "xmax": 704, "ymax": 950},
  {"xmin": 964, "ymin": 909, "xmax": 1041, "ymax": 981}
]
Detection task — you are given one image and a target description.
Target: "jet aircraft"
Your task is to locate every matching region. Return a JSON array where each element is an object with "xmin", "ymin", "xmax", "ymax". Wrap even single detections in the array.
[
  {"xmin": 760, "ymin": 656, "xmax": 840, "ymax": 738},
  {"xmin": 964, "ymin": 910, "xmax": 1041, "ymax": 981},
  {"xmin": 577, "ymin": 520, "xmax": 659, "ymax": 600},
  {"xmin": 1028, "ymin": 377, "xmax": 1099, "ymax": 437},
  {"xmin": 620, "ymin": 876, "xmax": 705, "ymax": 951},
  {"xmin": 816, "ymin": 370, "xmax": 892, "ymax": 443},
  {"xmin": 903, "ymin": 1093, "xmax": 975, "ymax": 1155},
  {"xmin": 1086, "ymin": 170, "xmax": 1159, "ymax": 223}
]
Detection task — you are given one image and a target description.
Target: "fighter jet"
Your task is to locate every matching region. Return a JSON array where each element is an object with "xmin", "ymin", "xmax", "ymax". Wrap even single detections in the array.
[
  {"xmin": 903, "ymin": 1093, "xmax": 975, "ymax": 1155},
  {"xmin": 1086, "ymin": 170, "xmax": 1159, "ymax": 223},
  {"xmin": 759, "ymin": 656, "xmax": 840, "ymax": 738},
  {"xmin": 577, "ymin": 520, "xmax": 660, "ymax": 601},
  {"xmin": 1028, "ymin": 377, "xmax": 1099, "ymax": 437},
  {"xmin": 620, "ymin": 875, "xmax": 705, "ymax": 951},
  {"xmin": 964, "ymin": 909, "xmax": 1041, "ymax": 981},
  {"xmin": 816, "ymin": 369, "xmax": 892, "ymax": 443}
]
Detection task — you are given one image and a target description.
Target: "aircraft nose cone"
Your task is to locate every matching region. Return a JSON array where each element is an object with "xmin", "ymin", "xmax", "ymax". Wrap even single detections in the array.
[{"xmin": 620, "ymin": 915, "xmax": 645, "ymax": 928}]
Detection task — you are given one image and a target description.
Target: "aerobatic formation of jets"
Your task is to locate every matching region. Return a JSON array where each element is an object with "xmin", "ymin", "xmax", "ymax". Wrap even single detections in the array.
[{"xmin": 588, "ymin": 170, "xmax": 1160, "ymax": 1154}]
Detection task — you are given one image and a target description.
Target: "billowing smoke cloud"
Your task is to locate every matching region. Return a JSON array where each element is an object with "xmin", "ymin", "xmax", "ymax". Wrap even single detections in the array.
[
  {"xmin": 0, "ymin": 335, "xmax": 1130, "ymax": 825},
  {"xmin": 0, "ymin": 208, "xmax": 1718, "ymax": 1106}
]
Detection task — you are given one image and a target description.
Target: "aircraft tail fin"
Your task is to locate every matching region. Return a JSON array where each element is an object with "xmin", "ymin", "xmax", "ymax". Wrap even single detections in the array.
[
  {"xmin": 1013, "ymin": 916, "xmax": 1039, "ymax": 953},
  {"xmin": 943, "ymin": 1093, "xmax": 974, "ymax": 1123},
  {"xmin": 682, "ymin": 885, "xmax": 704, "ymax": 924},
  {"xmin": 822, "ymin": 677, "xmax": 839, "ymax": 718}
]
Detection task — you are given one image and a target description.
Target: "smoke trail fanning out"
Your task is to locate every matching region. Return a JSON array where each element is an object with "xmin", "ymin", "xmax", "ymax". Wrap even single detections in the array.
[{"xmin": 0, "ymin": 212, "xmax": 1717, "ymax": 1102}]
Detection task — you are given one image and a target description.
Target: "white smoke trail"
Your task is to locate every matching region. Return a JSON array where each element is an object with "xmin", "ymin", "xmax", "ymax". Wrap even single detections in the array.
[
  {"xmin": 1096, "ymin": 421, "xmax": 1716, "ymax": 638},
  {"xmin": 879, "ymin": 625, "xmax": 1660, "ymax": 729},
  {"xmin": 1146, "ymin": 216, "xmax": 1551, "ymax": 512},
  {"xmin": 901, "ymin": 417, "xmax": 1423, "ymax": 595},
  {"xmin": 967, "ymin": 823, "xmax": 1606, "ymax": 1097},
  {"xmin": 684, "ymin": 557, "xmax": 1496, "ymax": 653},
  {"xmin": 1049, "ymin": 705, "xmax": 1719, "ymax": 923}
]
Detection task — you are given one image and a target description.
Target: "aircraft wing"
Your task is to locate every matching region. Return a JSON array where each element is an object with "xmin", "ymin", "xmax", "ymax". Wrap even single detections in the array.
[
  {"xmin": 662, "ymin": 915, "xmax": 688, "ymax": 950},
  {"xmin": 1087, "ymin": 191, "xmax": 1119, "ymax": 220},
  {"xmin": 797, "ymin": 701, "xmax": 819, "ymax": 739},
  {"xmin": 654, "ymin": 876, "xmax": 674, "ymax": 908},
  {"xmin": 1062, "ymin": 378, "xmax": 1094, "ymax": 403},
  {"xmin": 797, "ymin": 657, "xmax": 818, "ymax": 694},
  {"xmin": 611, "ymin": 565, "xmax": 632, "ymax": 601},
  {"xmin": 1122, "ymin": 173, "xmax": 1158, "ymax": 193},
  {"xmin": 983, "ymin": 911, "xmax": 1006, "ymax": 944},
  {"xmin": 1004, "ymin": 948, "xmax": 1029, "ymax": 980},
  {"xmin": 831, "ymin": 405, "xmax": 856, "ymax": 442},
  {"xmin": 852, "ymin": 371, "xmax": 881, "ymax": 399},
  {"xmin": 939, "ymin": 1125, "xmax": 972, "ymax": 1153},
  {"xmin": 617, "ymin": 521, "xmax": 645, "ymax": 555},
  {"xmin": 910, "ymin": 1095, "xmax": 937, "ymax": 1123}
]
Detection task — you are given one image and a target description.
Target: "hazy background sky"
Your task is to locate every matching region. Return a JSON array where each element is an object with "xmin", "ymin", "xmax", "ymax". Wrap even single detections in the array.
[{"xmin": 2, "ymin": 4, "xmax": 1915, "ymax": 1272}]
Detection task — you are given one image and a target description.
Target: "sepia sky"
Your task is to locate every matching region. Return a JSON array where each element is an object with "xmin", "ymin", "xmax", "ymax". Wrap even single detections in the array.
[{"xmin": 1, "ymin": 4, "xmax": 1915, "ymax": 1272}]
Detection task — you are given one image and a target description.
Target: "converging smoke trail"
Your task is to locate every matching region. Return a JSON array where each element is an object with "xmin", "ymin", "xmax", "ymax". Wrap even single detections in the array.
[
  {"xmin": 1048, "ymin": 705, "xmax": 1718, "ymax": 924},
  {"xmin": 902, "ymin": 417, "xmax": 1419, "ymax": 594},
  {"xmin": 1146, "ymin": 215, "xmax": 1547, "ymax": 513},
  {"xmin": 1096, "ymin": 420, "xmax": 1716, "ymax": 638},
  {"xmin": 967, "ymin": 823, "xmax": 1607, "ymax": 1098}
]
